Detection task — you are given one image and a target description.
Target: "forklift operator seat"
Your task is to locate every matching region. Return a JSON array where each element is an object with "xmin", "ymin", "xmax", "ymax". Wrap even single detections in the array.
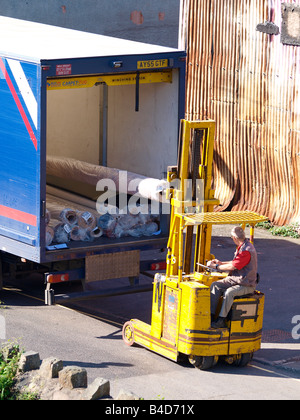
[{"xmin": 232, "ymin": 273, "xmax": 260, "ymax": 300}]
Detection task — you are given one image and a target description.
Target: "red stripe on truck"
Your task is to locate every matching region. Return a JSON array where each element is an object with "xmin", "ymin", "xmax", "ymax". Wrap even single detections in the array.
[
  {"xmin": 0, "ymin": 58, "xmax": 38, "ymax": 150},
  {"xmin": 0, "ymin": 204, "xmax": 37, "ymax": 226}
]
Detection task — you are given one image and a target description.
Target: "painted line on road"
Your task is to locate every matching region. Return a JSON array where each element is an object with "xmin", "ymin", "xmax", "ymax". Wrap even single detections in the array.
[
  {"xmin": 3, "ymin": 287, "xmax": 44, "ymax": 303},
  {"xmin": 60, "ymin": 304, "xmax": 124, "ymax": 328},
  {"xmin": 3, "ymin": 286, "xmax": 124, "ymax": 328},
  {"xmin": 249, "ymin": 363, "xmax": 300, "ymax": 383}
]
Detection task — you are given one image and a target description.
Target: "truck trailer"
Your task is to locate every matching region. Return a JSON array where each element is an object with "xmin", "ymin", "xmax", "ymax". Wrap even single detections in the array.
[{"xmin": 0, "ymin": 17, "xmax": 186, "ymax": 303}]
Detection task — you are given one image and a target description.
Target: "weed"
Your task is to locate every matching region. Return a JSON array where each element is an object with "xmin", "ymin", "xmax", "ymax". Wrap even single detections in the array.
[
  {"xmin": 0, "ymin": 345, "xmax": 20, "ymax": 400},
  {"xmin": 0, "ymin": 343, "xmax": 38, "ymax": 400},
  {"xmin": 256, "ymin": 221, "xmax": 300, "ymax": 239}
]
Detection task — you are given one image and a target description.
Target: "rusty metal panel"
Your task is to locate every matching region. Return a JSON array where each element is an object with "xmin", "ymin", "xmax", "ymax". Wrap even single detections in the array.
[
  {"xmin": 162, "ymin": 287, "xmax": 180, "ymax": 344},
  {"xmin": 181, "ymin": 0, "xmax": 300, "ymax": 225},
  {"xmin": 86, "ymin": 250, "xmax": 140, "ymax": 282}
]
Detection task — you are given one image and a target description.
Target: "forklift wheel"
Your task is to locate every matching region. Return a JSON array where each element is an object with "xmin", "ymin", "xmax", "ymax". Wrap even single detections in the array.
[
  {"xmin": 122, "ymin": 321, "xmax": 136, "ymax": 347},
  {"xmin": 189, "ymin": 355, "xmax": 219, "ymax": 370},
  {"xmin": 234, "ymin": 352, "xmax": 253, "ymax": 367}
]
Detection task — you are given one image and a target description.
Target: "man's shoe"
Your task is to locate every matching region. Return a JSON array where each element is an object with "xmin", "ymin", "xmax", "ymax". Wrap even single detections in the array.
[{"xmin": 211, "ymin": 317, "xmax": 226, "ymax": 329}]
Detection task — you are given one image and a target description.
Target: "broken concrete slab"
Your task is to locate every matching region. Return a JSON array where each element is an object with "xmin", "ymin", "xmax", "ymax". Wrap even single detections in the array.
[
  {"xmin": 115, "ymin": 389, "xmax": 141, "ymax": 400},
  {"xmin": 39, "ymin": 357, "xmax": 64, "ymax": 379},
  {"xmin": 82, "ymin": 377, "xmax": 110, "ymax": 400},
  {"xmin": 18, "ymin": 351, "xmax": 40, "ymax": 373},
  {"xmin": 58, "ymin": 366, "xmax": 88, "ymax": 389}
]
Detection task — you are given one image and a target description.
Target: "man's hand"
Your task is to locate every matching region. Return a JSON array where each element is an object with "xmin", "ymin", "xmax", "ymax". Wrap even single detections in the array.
[{"xmin": 207, "ymin": 259, "xmax": 222, "ymax": 269}]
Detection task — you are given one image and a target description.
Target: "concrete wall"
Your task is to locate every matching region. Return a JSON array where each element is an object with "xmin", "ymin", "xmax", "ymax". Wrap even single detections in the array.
[{"xmin": 0, "ymin": 0, "xmax": 180, "ymax": 48}]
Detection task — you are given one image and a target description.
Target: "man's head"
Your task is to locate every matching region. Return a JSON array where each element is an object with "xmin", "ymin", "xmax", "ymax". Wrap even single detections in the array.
[{"xmin": 231, "ymin": 226, "xmax": 245, "ymax": 245}]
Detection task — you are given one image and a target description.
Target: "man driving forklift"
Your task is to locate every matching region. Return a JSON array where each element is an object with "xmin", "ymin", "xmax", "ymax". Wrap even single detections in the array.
[
  {"xmin": 122, "ymin": 121, "xmax": 267, "ymax": 369},
  {"xmin": 208, "ymin": 226, "xmax": 258, "ymax": 329}
]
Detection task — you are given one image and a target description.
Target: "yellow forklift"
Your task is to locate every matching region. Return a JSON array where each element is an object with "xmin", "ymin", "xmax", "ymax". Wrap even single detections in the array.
[{"xmin": 122, "ymin": 120, "xmax": 268, "ymax": 370}]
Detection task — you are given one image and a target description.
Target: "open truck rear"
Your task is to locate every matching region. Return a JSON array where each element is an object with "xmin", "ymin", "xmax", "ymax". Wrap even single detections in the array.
[{"xmin": 0, "ymin": 17, "xmax": 186, "ymax": 303}]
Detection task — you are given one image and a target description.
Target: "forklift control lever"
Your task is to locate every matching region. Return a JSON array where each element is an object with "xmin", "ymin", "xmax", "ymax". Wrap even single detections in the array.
[{"xmin": 196, "ymin": 262, "xmax": 218, "ymax": 272}]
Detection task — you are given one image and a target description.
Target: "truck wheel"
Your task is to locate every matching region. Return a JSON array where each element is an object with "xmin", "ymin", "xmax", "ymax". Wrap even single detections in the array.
[
  {"xmin": 234, "ymin": 352, "xmax": 253, "ymax": 367},
  {"xmin": 122, "ymin": 321, "xmax": 135, "ymax": 347},
  {"xmin": 189, "ymin": 355, "xmax": 218, "ymax": 370}
]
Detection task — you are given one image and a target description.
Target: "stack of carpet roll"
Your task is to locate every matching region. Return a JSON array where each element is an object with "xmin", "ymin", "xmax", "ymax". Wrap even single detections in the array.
[
  {"xmin": 46, "ymin": 205, "xmax": 160, "ymax": 246},
  {"xmin": 45, "ymin": 207, "xmax": 103, "ymax": 246},
  {"xmin": 45, "ymin": 156, "xmax": 164, "ymax": 246},
  {"xmin": 97, "ymin": 205, "xmax": 159, "ymax": 240},
  {"xmin": 45, "ymin": 187, "xmax": 160, "ymax": 246},
  {"xmin": 47, "ymin": 156, "xmax": 168, "ymax": 202}
]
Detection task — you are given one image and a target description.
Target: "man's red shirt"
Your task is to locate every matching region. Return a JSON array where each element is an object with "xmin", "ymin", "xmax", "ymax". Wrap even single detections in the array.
[{"xmin": 232, "ymin": 244, "xmax": 251, "ymax": 270}]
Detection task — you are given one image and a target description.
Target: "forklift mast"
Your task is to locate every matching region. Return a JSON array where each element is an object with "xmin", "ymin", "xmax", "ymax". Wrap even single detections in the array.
[{"xmin": 166, "ymin": 120, "xmax": 219, "ymax": 281}]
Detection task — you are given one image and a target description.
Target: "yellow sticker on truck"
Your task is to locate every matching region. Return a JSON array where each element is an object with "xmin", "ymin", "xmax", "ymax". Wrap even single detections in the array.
[
  {"xmin": 47, "ymin": 71, "xmax": 172, "ymax": 90},
  {"xmin": 137, "ymin": 59, "xmax": 169, "ymax": 69}
]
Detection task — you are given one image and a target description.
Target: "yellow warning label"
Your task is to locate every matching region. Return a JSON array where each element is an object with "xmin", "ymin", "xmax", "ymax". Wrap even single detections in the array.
[{"xmin": 47, "ymin": 71, "xmax": 172, "ymax": 90}]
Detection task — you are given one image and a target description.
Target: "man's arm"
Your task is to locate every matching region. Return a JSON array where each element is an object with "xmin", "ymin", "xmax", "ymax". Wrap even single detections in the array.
[
  {"xmin": 208, "ymin": 251, "xmax": 251, "ymax": 272},
  {"xmin": 208, "ymin": 260, "xmax": 235, "ymax": 272}
]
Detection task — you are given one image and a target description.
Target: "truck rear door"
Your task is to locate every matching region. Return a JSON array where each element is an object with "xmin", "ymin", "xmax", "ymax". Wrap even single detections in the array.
[{"xmin": 0, "ymin": 57, "xmax": 41, "ymax": 255}]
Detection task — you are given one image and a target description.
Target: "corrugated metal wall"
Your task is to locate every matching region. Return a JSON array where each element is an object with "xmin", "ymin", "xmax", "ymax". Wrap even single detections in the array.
[{"xmin": 180, "ymin": 0, "xmax": 300, "ymax": 225}]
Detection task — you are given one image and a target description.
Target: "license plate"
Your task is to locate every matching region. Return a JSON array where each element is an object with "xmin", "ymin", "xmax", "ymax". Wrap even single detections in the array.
[{"xmin": 137, "ymin": 59, "xmax": 169, "ymax": 69}]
